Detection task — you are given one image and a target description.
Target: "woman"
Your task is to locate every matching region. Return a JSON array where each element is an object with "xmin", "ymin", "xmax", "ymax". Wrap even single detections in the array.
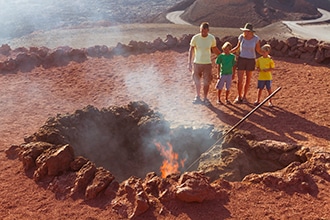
[{"xmin": 231, "ymin": 23, "xmax": 262, "ymax": 103}]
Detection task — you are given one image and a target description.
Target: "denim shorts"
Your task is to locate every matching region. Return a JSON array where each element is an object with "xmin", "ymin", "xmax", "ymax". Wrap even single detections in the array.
[
  {"xmin": 257, "ymin": 80, "xmax": 272, "ymax": 90},
  {"xmin": 215, "ymin": 74, "xmax": 232, "ymax": 90}
]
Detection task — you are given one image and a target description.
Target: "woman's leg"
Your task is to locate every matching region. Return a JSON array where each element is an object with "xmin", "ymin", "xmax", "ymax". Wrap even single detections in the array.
[
  {"xmin": 237, "ymin": 70, "xmax": 244, "ymax": 100},
  {"xmin": 242, "ymin": 70, "xmax": 253, "ymax": 100}
]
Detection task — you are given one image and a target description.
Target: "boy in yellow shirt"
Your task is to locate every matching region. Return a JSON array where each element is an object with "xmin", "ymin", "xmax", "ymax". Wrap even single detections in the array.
[{"xmin": 254, "ymin": 44, "xmax": 275, "ymax": 107}]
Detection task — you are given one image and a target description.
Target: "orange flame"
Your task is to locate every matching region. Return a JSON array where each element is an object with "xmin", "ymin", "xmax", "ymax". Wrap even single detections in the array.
[{"xmin": 155, "ymin": 142, "xmax": 185, "ymax": 178}]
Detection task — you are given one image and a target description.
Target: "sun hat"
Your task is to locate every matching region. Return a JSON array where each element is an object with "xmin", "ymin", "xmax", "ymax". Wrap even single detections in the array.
[{"xmin": 240, "ymin": 23, "xmax": 255, "ymax": 32}]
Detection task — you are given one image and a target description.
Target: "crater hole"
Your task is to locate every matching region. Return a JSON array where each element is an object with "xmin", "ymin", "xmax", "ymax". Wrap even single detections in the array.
[{"xmin": 25, "ymin": 101, "xmax": 306, "ymax": 182}]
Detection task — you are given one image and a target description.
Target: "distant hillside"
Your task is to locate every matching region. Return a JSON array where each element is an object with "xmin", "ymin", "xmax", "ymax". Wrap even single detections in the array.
[
  {"xmin": 177, "ymin": 0, "xmax": 330, "ymax": 27},
  {"xmin": 305, "ymin": 0, "xmax": 330, "ymax": 11},
  {"xmin": 0, "ymin": 0, "xmax": 179, "ymax": 39}
]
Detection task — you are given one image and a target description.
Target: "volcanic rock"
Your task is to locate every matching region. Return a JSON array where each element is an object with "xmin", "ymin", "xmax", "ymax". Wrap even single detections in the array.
[
  {"xmin": 180, "ymin": 0, "xmax": 327, "ymax": 28},
  {"xmin": 1, "ymin": 33, "xmax": 330, "ymax": 75},
  {"xmin": 113, "ymin": 176, "xmax": 150, "ymax": 218},
  {"xmin": 9, "ymin": 101, "xmax": 330, "ymax": 218},
  {"xmin": 18, "ymin": 141, "xmax": 55, "ymax": 171},
  {"xmin": 175, "ymin": 171, "xmax": 215, "ymax": 202},
  {"xmin": 243, "ymin": 151, "xmax": 330, "ymax": 194},
  {"xmin": 33, "ymin": 144, "xmax": 74, "ymax": 181},
  {"xmin": 70, "ymin": 161, "xmax": 97, "ymax": 197},
  {"xmin": 198, "ymin": 131, "xmax": 307, "ymax": 182},
  {"xmin": 70, "ymin": 156, "xmax": 90, "ymax": 171},
  {"xmin": 85, "ymin": 167, "xmax": 115, "ymax": 200}
]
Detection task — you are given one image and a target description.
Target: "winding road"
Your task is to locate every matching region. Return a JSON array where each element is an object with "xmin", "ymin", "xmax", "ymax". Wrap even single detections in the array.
[
  {"xmin": 166, "ymin": 10, "xmax": 191, "ymax": 26},
  {"xmin": 166, "ymin": 8, "xmax": 330, "ymax": 42},
  {"xmin": 282, "ymin": 8, "xmax": 330, "ymax": 42}
]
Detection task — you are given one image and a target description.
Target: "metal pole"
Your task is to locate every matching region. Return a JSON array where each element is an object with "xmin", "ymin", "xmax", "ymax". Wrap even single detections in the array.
[{"xmin": 184, "ymin": 87, "xmax": 282, "ymax": 172}]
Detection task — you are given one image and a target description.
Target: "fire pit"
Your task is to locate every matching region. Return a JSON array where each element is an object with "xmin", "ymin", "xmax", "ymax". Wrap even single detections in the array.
[
  {"xmin": 7, "ymin": 101, "xmax": 327, "ymax": 218},
  {"xmin": 19, "ymin": 101, "xmax": 219, "ymax": 181}
]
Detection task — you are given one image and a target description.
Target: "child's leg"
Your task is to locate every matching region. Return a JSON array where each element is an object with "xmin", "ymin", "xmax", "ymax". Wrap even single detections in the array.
[
  {"xmin": 226, "ymin": 75, "xmax": 232, "ymax": 102},
  {"xmin": 217, "ymin": 90, "xmax": 222, "ymax": 102},
  {"xmin": 266, "ymin": 81, "xmax": 273, "ymax": 106},
  {"xmin": 267, "ymin": 88, "xmax": 272, "ymax": 104},
  {"xmin": 225, "ymin": 90, "xmax": 230, "ymax": 103},
  {"xmin": 256, "ymin": 89, "xmax": 262, "ymax": 103},
  {"xmin": 255, "ymin": 81, "xmax": 263, "ymax": 104}
]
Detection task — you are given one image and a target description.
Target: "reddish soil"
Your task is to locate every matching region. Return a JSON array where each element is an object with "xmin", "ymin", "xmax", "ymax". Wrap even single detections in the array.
[{"xmin": 0, "ymin": 47, "xmax": 329, "ymax": 219}]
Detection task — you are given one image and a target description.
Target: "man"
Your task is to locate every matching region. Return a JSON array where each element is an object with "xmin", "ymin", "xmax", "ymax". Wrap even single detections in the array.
[{"xmin": 188, "ymin": 22, "xmax": 220, "ymax": 106}]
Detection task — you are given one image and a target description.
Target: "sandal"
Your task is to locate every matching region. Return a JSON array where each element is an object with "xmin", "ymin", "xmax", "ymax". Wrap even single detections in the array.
[
  {"xmin": 192, "ymin": 96, "xmax": 202, "ymax": 104},
  {"xmin": 241, "ymin": 98, "xmax": 248, "ymax": 103},
  {"xmin": 233, "ymin": 97, "xmax": 242, "ymax": 104},
  {"xmin": 204, "ymin": 98, "xmax": 211, "ymax": 106}
]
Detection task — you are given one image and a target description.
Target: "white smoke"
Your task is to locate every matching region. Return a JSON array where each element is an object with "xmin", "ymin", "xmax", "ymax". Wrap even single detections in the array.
[{"xmin": 0, "ymin": 0, "xmax": 181, "ymax": 46}]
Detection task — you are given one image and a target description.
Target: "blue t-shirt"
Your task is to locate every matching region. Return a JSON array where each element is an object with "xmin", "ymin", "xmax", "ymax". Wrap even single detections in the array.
[{"xmin": 239, "ymin": 34, "xmax": 259, "ymax": 59}]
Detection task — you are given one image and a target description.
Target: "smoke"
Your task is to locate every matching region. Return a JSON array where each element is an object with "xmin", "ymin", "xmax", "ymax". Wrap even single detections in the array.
[
  {"xmin": 123, "ymin": 65, "xmax": 163, "ymax": 102},
  {"xmin": 0, "ymin": 0, "xmax": 222, "ymax": 179},
  {"xmin": 21, "ymin": 99, "xmax": 220, "ymax": 181},
  {"xmin": 0, "ymin": 0, "xmax": 180, "ymax": 42},
  {"xmin": 121, "ymin": 55, "xmax": 213, "ymax": 127},
  {"xmin": 0, "ymin": 0, "xmax": 105, "ymax": 39},
  {"xmin": 119, "ymin": 59, "xmax": 222, "ymax": 175}
]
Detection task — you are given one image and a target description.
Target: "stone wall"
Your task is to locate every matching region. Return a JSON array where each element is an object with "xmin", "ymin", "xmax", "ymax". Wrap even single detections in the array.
[
  {"xmin": 265, "ymin": 37, "xmax": 330, "ymax": 63},
  {"xmin": 0, "ymin": 34, "xmax": 329, "ymax": 73},
  {"xmin": 217, "ymin": 35, "xmax": 330, "ymax": 64}
]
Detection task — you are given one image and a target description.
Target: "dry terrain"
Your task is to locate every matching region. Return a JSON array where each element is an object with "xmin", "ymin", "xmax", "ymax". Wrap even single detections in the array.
[
  {"xmin": 0, "ymin": 1, "xmax": 330, "ymax": 219},
  {"xmin": 1, "ymin": 43, "xmax": 329, "ymax": 220}
]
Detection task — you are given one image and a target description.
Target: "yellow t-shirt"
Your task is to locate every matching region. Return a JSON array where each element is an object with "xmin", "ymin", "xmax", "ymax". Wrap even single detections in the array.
[
  {"xmin": 190, "ymin": 33, "xmax": 216, "ymax": 64},
  {"xmin": 256, "ymin": 56, "xmax": 275, "ymax": 80}
]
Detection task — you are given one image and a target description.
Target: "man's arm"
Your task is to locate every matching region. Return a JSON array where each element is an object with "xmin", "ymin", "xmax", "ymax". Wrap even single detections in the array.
[
  {"xmin": 188, "ymin": 45, "xmax": 195, "ymax": 71},
  {"xmin": 211, "ymin": 46, "xmax": 221, "ymax": 56}
]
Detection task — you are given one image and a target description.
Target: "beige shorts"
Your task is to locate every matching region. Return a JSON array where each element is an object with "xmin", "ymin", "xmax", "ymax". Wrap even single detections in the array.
[{"xmin": 192, "ymin": 63, "xmax": 212, "ymax": 86}]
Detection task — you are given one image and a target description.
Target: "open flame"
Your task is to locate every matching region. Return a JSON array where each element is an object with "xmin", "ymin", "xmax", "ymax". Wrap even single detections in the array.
[{"xmin": 155, "ymin": 142, "xmax": 185, "ymax": 178}]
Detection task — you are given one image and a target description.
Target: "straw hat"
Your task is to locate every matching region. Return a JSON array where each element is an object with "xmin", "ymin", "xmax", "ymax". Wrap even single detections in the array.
[{"xmin": 240, "ymin": 23, "xmax": 255, "ymax": 32}]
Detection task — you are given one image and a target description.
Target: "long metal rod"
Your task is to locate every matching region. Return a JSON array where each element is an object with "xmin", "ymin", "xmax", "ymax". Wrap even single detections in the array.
[{"xmin": 184, "ymin": 86, "xmax": 282, "ymax": 172}]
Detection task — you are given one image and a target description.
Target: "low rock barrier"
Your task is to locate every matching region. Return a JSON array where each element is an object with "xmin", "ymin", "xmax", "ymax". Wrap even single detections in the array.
[{"xmin": 0, "ymin": 34, "xmax": 329, "ymax": 73}]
